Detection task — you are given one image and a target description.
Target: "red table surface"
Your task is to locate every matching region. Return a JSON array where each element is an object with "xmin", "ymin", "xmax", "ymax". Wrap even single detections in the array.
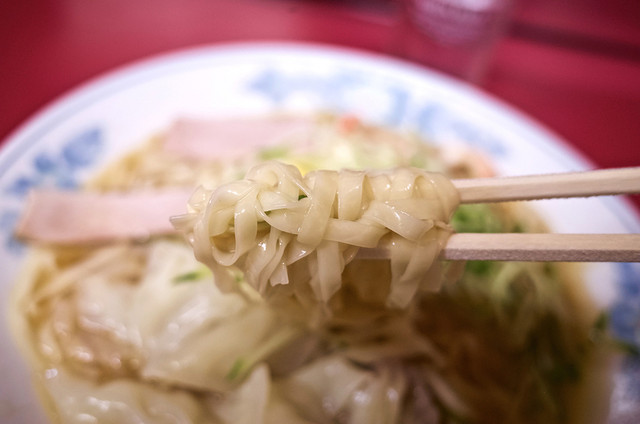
[{"xmin": 1, "ymin": 0, "xmax": 639, "ymax": 212}]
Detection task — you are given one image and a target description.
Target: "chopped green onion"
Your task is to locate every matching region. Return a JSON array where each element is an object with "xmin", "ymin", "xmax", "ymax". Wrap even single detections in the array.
[
  {"xmin": 226, "ymin": 358, "xmax": 246, "ymax": 381},
  {"xmin": 172, "ymin": 267, "xmax": 211, "ymax": 284},
  {"xmin": 259, "ymin": 146, "xmax": 290, "ymax": 160}
]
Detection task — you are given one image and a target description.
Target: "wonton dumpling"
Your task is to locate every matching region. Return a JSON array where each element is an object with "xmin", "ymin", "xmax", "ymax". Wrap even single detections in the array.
[
  {"xmin": 277, "ymin": 355, "xmax": 415, "ymax": 424},
  {"xmin": 127, "ymin": 241, "xmax": 300, "ymax": 392},
  {"xmin": 44, "ymin": 368, "xmax": 211, "ymax": 424},
  {"xmin": 43, "ymin": 241, "xmax": 300, "ymax": 392},
  {"xmin": 214, "ymin": 365, "xmax": 314, "ymax": 424}
]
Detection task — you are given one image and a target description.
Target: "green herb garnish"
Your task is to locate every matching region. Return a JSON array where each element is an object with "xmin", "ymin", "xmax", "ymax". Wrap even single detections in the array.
[{"xmin": 172, "ymin": 267, "xmax": 211, "ymax": 284}]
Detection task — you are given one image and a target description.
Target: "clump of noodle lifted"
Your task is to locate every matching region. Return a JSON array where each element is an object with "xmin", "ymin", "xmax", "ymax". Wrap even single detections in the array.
[{"xmin": 173, "ymin": 161, "xmax": 460, "ymax": 308}]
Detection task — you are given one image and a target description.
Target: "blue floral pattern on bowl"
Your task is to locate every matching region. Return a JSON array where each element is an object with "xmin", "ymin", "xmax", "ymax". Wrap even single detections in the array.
[
  {"xmin": 249, "ymin": 67, "xmax": 507, "ymax": 156},
  {"xmin": 1, "ymin": 127, "xmax": 103, "ymax": 253},
  {"xmin": 609, "ymin": 262, "xmax": 640, "ymax": 420}
]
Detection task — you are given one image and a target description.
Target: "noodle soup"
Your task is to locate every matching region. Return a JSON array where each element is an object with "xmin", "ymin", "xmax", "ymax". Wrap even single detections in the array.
[{"xmin": 10, "ymin": 115, "xmax": 613, "ymax": 424}]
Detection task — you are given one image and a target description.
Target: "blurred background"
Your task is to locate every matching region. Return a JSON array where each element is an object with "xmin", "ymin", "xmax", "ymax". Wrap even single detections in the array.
[{"xmin": 1, "ymin": 0, "xmax": 638, "ymax": 208}]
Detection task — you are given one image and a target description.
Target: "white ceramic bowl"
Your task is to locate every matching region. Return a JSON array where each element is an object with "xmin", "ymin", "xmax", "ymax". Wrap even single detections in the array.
[{"xmin": 1, "ymin": 42, "xmax": 638, "ymax": 423}]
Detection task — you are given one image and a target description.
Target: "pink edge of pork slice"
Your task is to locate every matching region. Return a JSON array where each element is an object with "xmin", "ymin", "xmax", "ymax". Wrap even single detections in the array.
[
  {"xmin": 162, "ymin": 116, "xmax": 315, "ymax": 159},
  {"xmin": 15, "ymin": 189, "xmax": 194, "ymax": 244}
]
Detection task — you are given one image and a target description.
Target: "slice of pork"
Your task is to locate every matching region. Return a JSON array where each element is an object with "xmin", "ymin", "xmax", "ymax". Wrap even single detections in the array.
[
  {"xmin": 16, "ymin": 189, "xmax": 193, "ymax": 244},
  {"xmin": 163, "ymin": 116, "xmax": 314, "ymax": 160}
]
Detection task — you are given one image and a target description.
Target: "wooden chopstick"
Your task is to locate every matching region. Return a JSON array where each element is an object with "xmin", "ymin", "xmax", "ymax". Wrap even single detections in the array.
[
  {"xmin": 453, "ymin": 167, "xmax": 640, "ymax": 203},
  {"xmin": 356, "ymin": 234, "xmax": 640, "ymax": 262},
  {"xmin": 442, "ymin": 233, "xmax": 640, "ymax": 262}
]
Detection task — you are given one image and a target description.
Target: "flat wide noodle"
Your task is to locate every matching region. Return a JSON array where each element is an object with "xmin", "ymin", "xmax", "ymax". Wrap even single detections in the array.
[{"xmin": 174, "ymin": 161, "xmax": 460, "ymax": 308}]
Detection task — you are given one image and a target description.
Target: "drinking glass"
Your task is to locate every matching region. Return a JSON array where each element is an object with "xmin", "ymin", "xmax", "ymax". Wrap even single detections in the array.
[{"xmin": 396, "ymin": 0, "xmax": 516, "ymax": 82}]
